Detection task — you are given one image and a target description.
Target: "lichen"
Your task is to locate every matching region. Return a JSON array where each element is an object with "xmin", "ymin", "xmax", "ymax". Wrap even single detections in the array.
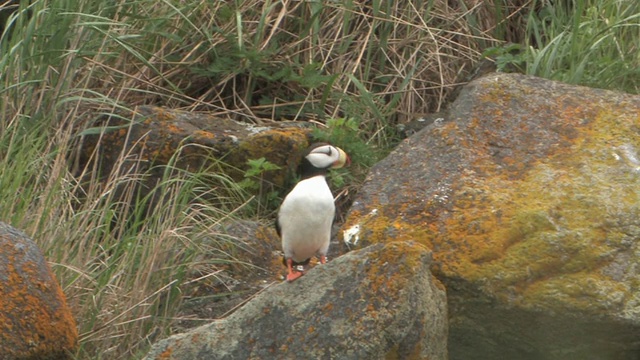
[
  {"xmin": 346, "ymin": 81, "xmax": 640, "ymax": 315},
  {"xmin": 157, "ymin": 347, "xmax": 173, "ymax": 359},
  {"xmin": 362, "ymin": 242, "xmax": 427, "ymax": 297},
  {"xmin": 0, "ymin": 238, "xmax": 78, "ymax": 357}
]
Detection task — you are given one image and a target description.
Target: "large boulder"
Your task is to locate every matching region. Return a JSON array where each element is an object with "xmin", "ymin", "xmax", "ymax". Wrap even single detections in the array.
[
  {"xmin": 0, "ymin": 222, "xmax": 78, "ymax": 359},
  {"xmin": 341, "ymin": 73, "xmax": 640, "ymax": 359},
  {"xmin": 145, "ymin": 242, "xmax": 448, "ymax": 360}
]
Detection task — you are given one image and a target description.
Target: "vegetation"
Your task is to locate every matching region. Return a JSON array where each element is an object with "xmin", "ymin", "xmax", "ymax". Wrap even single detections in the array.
[
  {"xmin": 0, "ymin": 0, "xmax": 637, "ymax": 358},
  {"xmin": 526, "ymin": 0, "xmax": 640, "ymax": 93}
]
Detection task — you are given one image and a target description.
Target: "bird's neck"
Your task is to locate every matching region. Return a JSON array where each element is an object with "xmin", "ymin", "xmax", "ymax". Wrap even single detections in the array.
[{"xmin": 299, "ymin": 160, "xmax": 330, "ymax": 179}]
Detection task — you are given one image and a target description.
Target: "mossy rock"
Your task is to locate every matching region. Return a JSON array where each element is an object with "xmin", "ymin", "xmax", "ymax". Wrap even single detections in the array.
[
  {"xmin": 341, "ymin": 73, "xmax": 640, "ymax": 359},
  {"xmin": 76, "ymin": 106, "xmax": 314, "ymax": 212}
]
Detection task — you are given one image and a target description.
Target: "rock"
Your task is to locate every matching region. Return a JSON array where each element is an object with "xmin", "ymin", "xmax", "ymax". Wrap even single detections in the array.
[
  {"xmin": 341, "ymin": 73, "xmax": 640, "ymax": 359},
  {"xmin": 0, "ymin": 222, "xmax": 78, "ymax": 359},
  {"xmin": 396, "ymin": 111, "xmax": 449, "ymax": 139},
  {"xmin": 145, "ymin": 242, "xmax": 448, "ymax": 360},
  {"xmin": 175, "ymin": 209, "xmax": 367, "ymax": 332},
  {"xmin": 75, "ymin": 106, "xmax": 313, "ymax": 205},
  {"xmin": 176, "ymin": 219, "xmax": 363, "ymax": 332},
  {"xmin": 207, "ymin": 219, "xmax": 353, "ymax": 280}
]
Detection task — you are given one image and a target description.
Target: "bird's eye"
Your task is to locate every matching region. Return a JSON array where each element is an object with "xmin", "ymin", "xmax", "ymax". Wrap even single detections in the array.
[{"xmin": 313, "ymin": 145, "xmax": 332, "ymax": 156}]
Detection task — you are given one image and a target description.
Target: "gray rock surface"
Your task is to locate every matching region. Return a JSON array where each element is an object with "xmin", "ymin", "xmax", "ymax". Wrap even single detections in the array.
[{"xmin": 145, "ymin": 241, "xmax": 448, "ymax": 360}]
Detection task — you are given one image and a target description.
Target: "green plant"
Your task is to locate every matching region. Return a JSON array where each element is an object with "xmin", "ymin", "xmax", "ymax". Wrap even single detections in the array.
[
  {"xmin": 526, "ymin": 0, "xmax": 640, "ymax": 93},
  {"xmin": 483, "ymin": 43, "xmax": 528, "ymax": 73},
  {"xmin": 238, "ymin": 157, "xmax": 282, "ymax": 215},
  {"xmin": 311, "ymin": 117, "xmax": 383, "ymax": 189}
]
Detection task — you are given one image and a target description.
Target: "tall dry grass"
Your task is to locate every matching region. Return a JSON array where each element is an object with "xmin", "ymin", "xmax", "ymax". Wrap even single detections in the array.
[{"xmin": 5, "ymin": 0, "xmax": 636, "ymax": 358}]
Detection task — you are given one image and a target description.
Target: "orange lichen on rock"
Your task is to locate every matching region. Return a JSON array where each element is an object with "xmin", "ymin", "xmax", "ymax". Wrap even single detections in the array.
[
  {"xmin": 357, "ymin": 242, "xmax": 432, "ymax": 306},
  {"xmin": 431, "ymin": 108, "xmax": 637, "ymax": 308},
  {"xmin": 234, "ymin": 127, "xmax": 311, "ymax": 185},
  {"xmin": 143, "ymin": 240, "xmax": 447, "ymax": 360},
  {"xmin": 343, "ymin": 74, "xmax": 640, "ymax": 317},
  {"xmin": 0, "ymin": 229, "xmax": 78, "ymax": 358},
  {"xmin": 157, "ymin": 347, "xmax": 173, "ymax": 359}
]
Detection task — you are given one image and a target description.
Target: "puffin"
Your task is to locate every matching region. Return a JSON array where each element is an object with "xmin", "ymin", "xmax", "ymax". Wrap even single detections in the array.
[{"xmin": 276, "ymin": 143, "xmax": 350, "ymax": 282}]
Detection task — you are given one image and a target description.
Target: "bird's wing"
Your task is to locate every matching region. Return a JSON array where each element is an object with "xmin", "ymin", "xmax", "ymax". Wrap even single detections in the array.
[{"xmin": 275, "ymin": 212, "xmax": 282, "ymax": 237}]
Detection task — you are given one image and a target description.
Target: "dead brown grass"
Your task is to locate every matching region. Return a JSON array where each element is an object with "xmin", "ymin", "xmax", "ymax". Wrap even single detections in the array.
[
  {"xmin": 80, "ymin": 0, "xmax": 531, "ymax": 133},
  {"xmin": 0, "ymin": 1, "xmax": 535, "ymax": 358}
]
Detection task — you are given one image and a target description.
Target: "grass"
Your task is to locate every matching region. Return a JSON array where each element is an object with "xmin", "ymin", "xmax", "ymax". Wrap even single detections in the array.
[
  {"xmin": 526, "ymin": 0, "xmax": 640, "ymax": 93},
  {"xmin": 0, "ymin": 0, "xmax": 637, "ymax": 358}
]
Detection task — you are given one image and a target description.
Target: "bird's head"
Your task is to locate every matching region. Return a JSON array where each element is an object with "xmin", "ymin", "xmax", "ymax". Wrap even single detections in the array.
[{"xmin": 305, "ymin": 143, "xmax": 350, "ymax": 169}]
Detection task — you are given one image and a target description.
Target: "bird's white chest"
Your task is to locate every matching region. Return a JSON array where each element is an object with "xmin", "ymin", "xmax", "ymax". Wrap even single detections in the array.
[{"xmin": 278, "ymin": 176, "xmax": 335, "ymax": 261}]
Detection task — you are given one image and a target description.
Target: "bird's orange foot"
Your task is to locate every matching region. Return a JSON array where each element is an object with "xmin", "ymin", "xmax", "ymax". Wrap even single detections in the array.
[
  {"xmin": 285, "ymin": 258, "xmax": 304, "ymax": 282},
  {"xmin": 319, "ymin": 255, "xmax": 327, "ymax": 264},
  {"xmin": 286, "ymin": 271, "xmax": 303, "ymax": 282}
]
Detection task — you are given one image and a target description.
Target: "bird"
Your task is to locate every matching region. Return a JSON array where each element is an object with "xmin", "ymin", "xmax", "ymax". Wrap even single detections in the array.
[{"xmin": 276, "ymin": 143, "xmax": 350, "ymax": 282}]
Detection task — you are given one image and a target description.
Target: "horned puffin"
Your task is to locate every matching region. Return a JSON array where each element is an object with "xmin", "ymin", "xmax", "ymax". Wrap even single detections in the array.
[{"xmin": 276, "ymin": 143, "xmax": 350, "ymax": 282}]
